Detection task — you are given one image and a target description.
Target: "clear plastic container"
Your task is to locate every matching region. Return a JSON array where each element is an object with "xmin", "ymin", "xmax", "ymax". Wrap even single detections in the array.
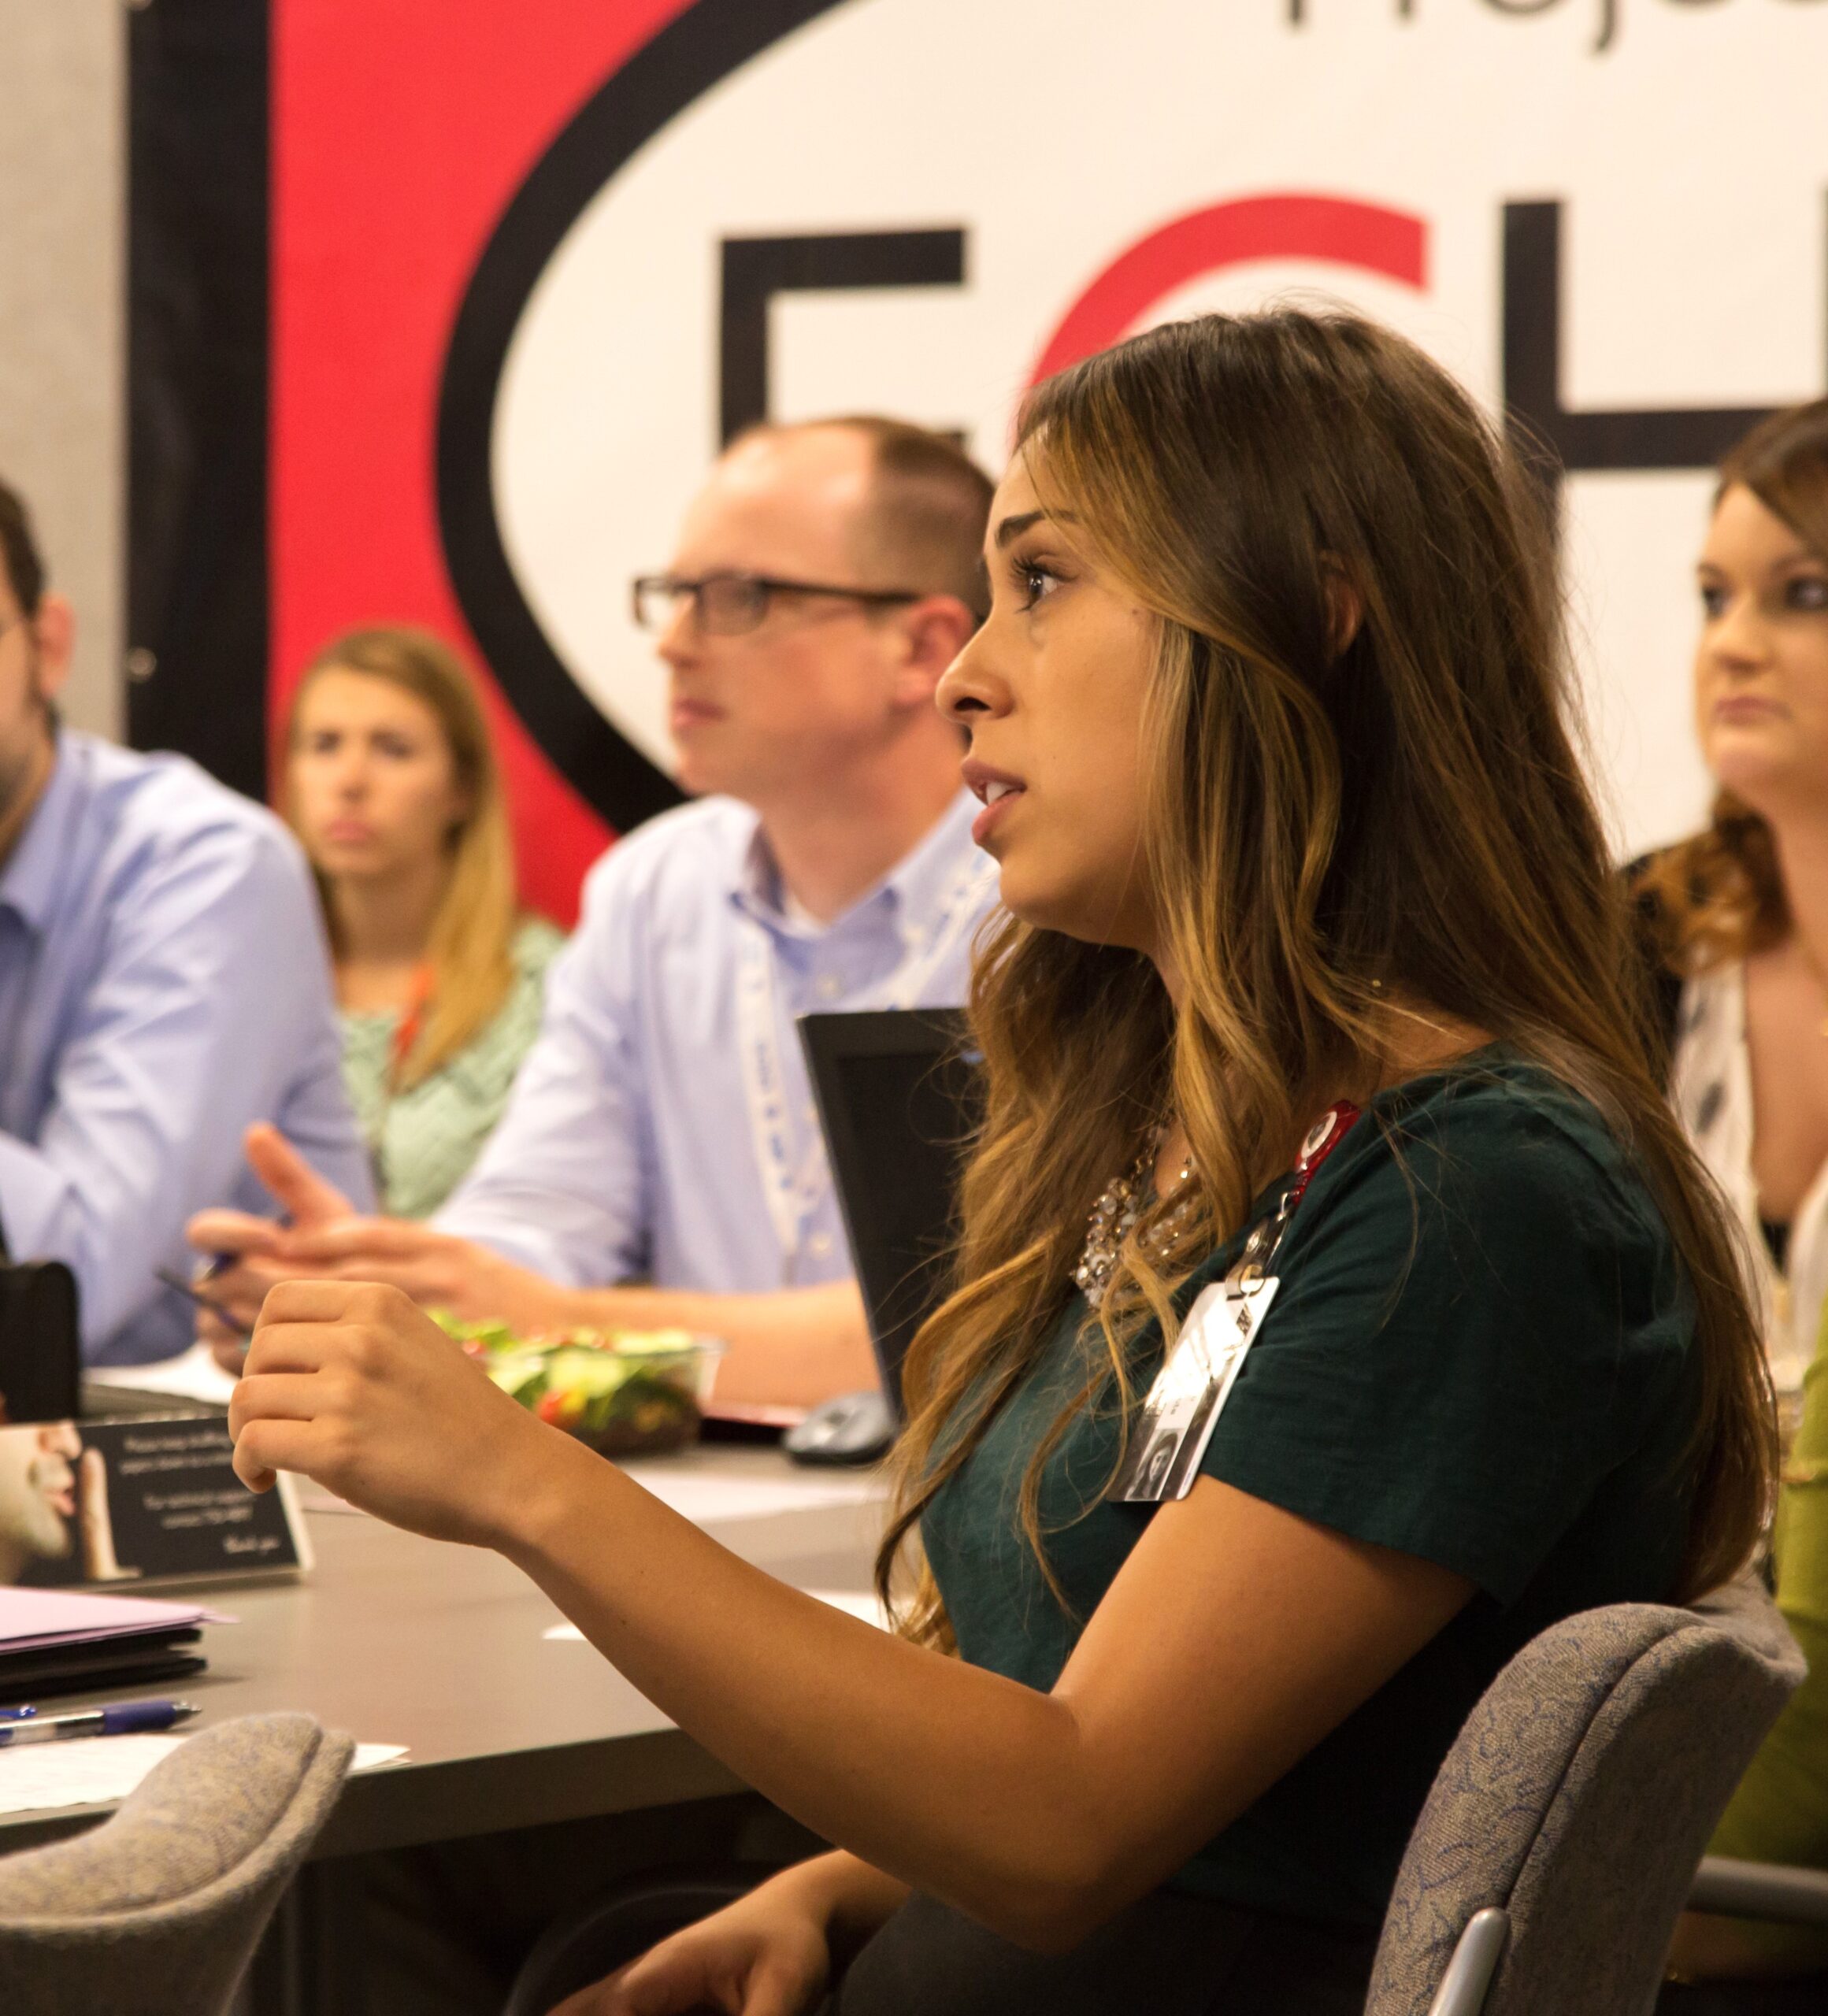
[{"xmin": 465, "ymin": 1329, "xmax": 726, "ymax": 1458}]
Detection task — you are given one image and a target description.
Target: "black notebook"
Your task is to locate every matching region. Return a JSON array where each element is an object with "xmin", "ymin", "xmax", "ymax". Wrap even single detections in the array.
[
  {"xmin": 0, "ymin": 1632, "xmax": 206, "ymax": 1704},
  {"xmin": 0, "ymin": 1590, "xmax": 215, "ymax": 1706}
]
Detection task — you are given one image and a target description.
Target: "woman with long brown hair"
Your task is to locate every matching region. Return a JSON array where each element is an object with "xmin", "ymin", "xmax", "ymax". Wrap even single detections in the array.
[
  {"xmin": 280, "ymin": 626, "xmax": 562, "ymax": 1220},
  {"xmin": 1640, "ymin": 405, "xmax": 1828, "ymax": 2000},
  {"xmin": 1638, "ymin": 403, "xmax": 1828, "ymax": 1407},
  {"xmin": 227, "ymin": 311, "xmax": 1771, "ymax": 2015}
]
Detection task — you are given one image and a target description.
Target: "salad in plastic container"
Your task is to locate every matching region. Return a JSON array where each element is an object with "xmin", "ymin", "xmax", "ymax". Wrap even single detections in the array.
[{"xmin": 439, "ymin": 1319, "xmax": 726, "ymax": 1458}]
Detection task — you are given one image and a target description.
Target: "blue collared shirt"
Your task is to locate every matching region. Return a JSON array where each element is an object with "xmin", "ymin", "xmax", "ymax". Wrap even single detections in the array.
[
  {"xmin": 0, "ymin": 733, "xmax": 374, "ymax": 1363},
  {"xmin": 436, "ymin": 791, "xmax": 997, "ymax": 1292}
]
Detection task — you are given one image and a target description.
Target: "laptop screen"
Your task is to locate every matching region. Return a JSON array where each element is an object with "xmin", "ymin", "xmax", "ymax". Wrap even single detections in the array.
[{"xmin": 798, "ymin": 1009, "xmax": 980, "ymax": 1417}]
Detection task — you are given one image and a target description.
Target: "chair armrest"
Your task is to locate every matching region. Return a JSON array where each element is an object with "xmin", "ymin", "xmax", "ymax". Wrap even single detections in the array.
[
  {"xmin": 1427, "ymin": 1907, "xmax": 1509, "ymax": 2016},
  {"xmin": 1689, "ymin": 1856, "xmax": 1828, "ymax": 1928}
]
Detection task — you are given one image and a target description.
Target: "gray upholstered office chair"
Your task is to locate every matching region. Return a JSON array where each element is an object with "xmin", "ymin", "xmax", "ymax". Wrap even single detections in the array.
[
  {"xmin": 0, "ymin": 1710, "xmax": 352, "ymax": 2016},
  {"xmin": 502, "ymin": 1585, "xmax": 1804, "ymax": 2016},
  {"xmin": 1366, "ymin": 1578, "xmax": 1804, "ymax": 2016}
]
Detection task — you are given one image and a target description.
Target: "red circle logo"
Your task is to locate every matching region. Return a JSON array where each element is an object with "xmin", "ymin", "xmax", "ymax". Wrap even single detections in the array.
[{"xmin": 1030, "ymin": 193, "xmax": 1430, "ymax": 386}]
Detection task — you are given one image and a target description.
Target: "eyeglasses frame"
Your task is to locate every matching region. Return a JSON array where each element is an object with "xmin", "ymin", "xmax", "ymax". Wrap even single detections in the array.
[{"xmin": 629, "ymin": 570, "xmax": 929, "ymax": 636}]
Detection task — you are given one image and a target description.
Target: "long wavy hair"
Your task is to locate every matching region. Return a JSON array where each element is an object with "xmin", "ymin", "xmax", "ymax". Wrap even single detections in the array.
[
  {"xmin": 1634, "ymin": 399, "xmax": 1828, "ymax": 969},
  {"xmin": 284, "ymin": 626, "xmax": 523, "ymax": 1087},
  {"xmin": 877, "ymin": 310, "xmax": 1774, "ymax": 1640}
]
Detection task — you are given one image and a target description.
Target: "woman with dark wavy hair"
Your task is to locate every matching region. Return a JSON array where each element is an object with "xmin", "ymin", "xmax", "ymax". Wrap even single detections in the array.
[{"xmin": 225, "ymin": 311, "xmax": 1772, "ymax": 2016}]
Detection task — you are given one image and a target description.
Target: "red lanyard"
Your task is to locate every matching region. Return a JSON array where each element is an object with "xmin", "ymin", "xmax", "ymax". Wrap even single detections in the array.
[
  {"xmin": 1241, "ymin": 1099, "xmax": 1362, "ymax": 1280},
  {"xmin": 1288, "ymin": 1100, "xmax": 1361, "ymax": 1206},
  {"xmin": 386, "ymin": 964, "xmax": 436, "ymax": 1091}
]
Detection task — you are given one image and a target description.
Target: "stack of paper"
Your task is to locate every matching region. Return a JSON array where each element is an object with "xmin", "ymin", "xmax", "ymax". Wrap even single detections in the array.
[{"xmin": 0, "ymin": 1587, "xmax": 222, "ymax": 1703}]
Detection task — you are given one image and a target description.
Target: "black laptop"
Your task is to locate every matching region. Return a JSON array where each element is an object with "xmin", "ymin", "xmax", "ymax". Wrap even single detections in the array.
[{"xmin": 798, "ymin": 1009, "xmax": 981, "ymax": 1418}]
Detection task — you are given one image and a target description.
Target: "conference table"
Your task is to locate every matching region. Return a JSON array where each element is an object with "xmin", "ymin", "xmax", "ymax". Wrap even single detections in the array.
[{"xmin": 0, "ymin": 1441, "xmax": 889, "ymax": 2012}]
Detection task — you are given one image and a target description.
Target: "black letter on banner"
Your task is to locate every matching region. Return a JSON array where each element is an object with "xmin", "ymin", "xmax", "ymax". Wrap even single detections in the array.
[
  {"xmin": 1500, "ymin": 199, "xmax": 1811, "ymax": 491},
  {"xmin": 1483, "ymin": 0, "xmax": 1618, "ymax": 55},
  {"xmin": 1287, "ymin": 1, "xmax": 1415, "ymax": 21},
  {"xmin": 719, "ymin": 230, "xmax": 966, "ymax": 446}
]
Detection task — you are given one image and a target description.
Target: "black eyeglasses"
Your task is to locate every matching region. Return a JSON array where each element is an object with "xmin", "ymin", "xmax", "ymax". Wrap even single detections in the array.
[{"xmin": 630, "ymin": 571, "xmax": 925, "ymax": 637}]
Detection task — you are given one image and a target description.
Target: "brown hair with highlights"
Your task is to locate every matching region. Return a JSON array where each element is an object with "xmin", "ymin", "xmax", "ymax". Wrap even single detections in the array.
[{"xmin": 877, "ymin": 311, "xmax": 1774, "ymax": 1641}]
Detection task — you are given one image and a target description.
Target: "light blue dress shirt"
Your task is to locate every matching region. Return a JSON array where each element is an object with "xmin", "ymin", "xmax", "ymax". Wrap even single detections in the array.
[
  {"xmin": 0, "ymin": 733, "xmax": 374, "ymax": 1364},
  {"xmin": 436, "ymin": 791, "xmax": 997, "ymax": 1293}
]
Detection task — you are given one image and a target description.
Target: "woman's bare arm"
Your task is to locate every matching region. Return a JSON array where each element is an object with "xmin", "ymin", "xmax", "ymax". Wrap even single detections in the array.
[{"xmin": 230, "ymin": 1281, "xmax": 1470, "ymax": 1950}]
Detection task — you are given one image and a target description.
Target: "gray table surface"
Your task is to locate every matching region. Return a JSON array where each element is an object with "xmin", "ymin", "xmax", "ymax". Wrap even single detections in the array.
[{"xmin": 0, "ymin": 1445, "xmax": 887, "ymax": 1860}]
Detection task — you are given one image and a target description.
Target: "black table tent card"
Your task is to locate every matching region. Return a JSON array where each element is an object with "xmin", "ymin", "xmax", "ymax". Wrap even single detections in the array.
[{"xmin": 0, "ymin": 1413, "xmax": 309, "ymax": 1589}]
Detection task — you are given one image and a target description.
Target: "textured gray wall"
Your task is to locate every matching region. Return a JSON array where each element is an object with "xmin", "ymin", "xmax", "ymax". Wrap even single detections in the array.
[{"xmin": 0, "ymin": 1, "xmax": 122, "ymax": 738}]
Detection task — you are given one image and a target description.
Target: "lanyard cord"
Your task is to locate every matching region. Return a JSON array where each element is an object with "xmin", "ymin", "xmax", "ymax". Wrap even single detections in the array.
[
  {"xmin": 1233, "ymin": 1099, "xmax": 1363, "ymax": 1284},
  {"xmin": 737, "ymin": 850, "xmax": 997, "ymax": 1277},
  {"xmin": 358, "ymin": 963, "xmax": 436, "ymax": 1206},
  {"xmin": 386, "ymin": 963, "xmax": 437, "ymax": 1095}
]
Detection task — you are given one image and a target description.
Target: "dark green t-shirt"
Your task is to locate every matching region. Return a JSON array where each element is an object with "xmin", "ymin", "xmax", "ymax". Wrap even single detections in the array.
[{"xmin": 920, "ymin": 1054, "xmax": 1700, "ymax": 1928}]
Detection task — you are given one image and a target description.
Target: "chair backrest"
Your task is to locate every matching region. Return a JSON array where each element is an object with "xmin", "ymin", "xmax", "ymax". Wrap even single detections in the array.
[
  {"xmin": 0, "ymin": 1711, "xmax": 353, "ymax": 2016},
  {"xmin": 1366, "ymin": 1579, "xmax": 1803, "ymax": 2016},
  {"xmin": 503, "ymin": 1867, "xmax": 762, "ymax": 2016}
]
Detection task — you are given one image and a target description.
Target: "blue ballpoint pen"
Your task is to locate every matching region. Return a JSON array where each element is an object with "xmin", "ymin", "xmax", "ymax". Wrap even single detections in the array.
[{"xmin": 0, "ymin": 1699, "xmax": 199, "ymax": 1747}]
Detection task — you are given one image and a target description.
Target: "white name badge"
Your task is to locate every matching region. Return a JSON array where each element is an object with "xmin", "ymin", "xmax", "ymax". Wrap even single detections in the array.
[{"xmin": 1113, "ymin": 1276, "xmax": 1281, "ymax": 1503}]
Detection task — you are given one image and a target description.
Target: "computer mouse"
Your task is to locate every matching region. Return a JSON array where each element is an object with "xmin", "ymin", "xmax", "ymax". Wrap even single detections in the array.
[{"xmin": 783, "ymin": 1389, "xmax": 896, "ymax": 1467}]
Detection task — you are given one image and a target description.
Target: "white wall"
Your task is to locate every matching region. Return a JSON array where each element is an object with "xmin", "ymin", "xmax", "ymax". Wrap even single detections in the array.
[{"xmin": 0, "ymin": 0, "xmax": 121, "ymax": 739}]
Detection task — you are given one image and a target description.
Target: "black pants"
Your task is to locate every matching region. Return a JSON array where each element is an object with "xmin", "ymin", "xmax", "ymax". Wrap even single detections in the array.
[
  {"xmin": 291, "ymin": 1798, "xmax": 820, "ymax": 2016},
  {"xmin": 829, "ymin": 1888, "xmax": 1379, "ymax": 2016}
]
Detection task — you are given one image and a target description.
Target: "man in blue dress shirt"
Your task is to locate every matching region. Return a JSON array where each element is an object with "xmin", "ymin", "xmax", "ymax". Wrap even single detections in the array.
[
  {"xmin": 191, "ymin": 417, "xmax": 996, "ymax": 1407},
  {"xmin": 0, "ymin": 482, "xmax": 372, "ymax": 1365}
]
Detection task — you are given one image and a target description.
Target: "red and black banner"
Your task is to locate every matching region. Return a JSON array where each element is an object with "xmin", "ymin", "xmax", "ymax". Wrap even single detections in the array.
[{"xmin": 128, "ymin": 0, "xmax": 1828, "ymax": 906}]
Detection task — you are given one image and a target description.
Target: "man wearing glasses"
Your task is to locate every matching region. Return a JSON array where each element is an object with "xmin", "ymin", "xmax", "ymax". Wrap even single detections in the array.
[
  {"xmin": 0, "ymin": 479, "xmax": 371, "ymax": 1365},
  {"xmin": 191, "ymin": 417, "xmax": 994, "ymax": 1410}
]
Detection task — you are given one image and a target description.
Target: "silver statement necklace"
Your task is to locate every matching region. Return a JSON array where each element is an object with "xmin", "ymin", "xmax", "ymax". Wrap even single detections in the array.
[{"xmin": 1071, "ymin": 1124, "xmax": 1198, "ymax": 1311}]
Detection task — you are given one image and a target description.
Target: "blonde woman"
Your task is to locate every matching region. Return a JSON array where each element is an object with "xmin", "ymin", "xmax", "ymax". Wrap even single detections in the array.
[
  {"xmin": 230, "ymin": 316, "xmax": 1771, "ymax": 2014},
  {"xmin": 283, "ymin": 628, "xmax": 562, "ymax": 1220}
]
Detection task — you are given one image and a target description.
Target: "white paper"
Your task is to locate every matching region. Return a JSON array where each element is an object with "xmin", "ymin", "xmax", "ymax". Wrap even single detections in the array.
[
  {"xmin": 295, "ymin": 1488, "xmax": 362, "ymax": 1516},
  {"xmin": 87, "ymin": 1343, "xmax": 239, "ymax": 1408},
  {"xmin": 0, "ymin": 1735, "xmax": 406, "ymax": 1818},
  {"xmin": 616, "ymin": 1463, "xmax": 880, "ymax": 1525},
  {"xmin": 0, "ymin": 1587, "xmax": 228, "ymax": 1651},
  {"xmin": 542, "ymin": 1587, "xmax": 888, "ymax": 1642},
  {"xmin": 304, "ymin": 1462, "xmax": 881, "ymax": 1525},
  {"xmin": 801, "ymin": 1589, "xmax": 892, "ymax": 1629}
]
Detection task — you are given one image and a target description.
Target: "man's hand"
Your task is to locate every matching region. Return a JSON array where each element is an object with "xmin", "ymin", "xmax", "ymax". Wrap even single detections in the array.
[
  {"xmin": 273, "ymin": 1216, "xmax": 570, "ymax": 1331},
  {"xmin": 228, "ymin": 1280, "xmax": 559, "ymax": 1546},
  {"xmin": 187, "ymin": 1124, "xmax": 360, "ymax": 1364},
  {"xmin": 188, "ymin": 1125, "xmax": 571, "ymax": 1369}
]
